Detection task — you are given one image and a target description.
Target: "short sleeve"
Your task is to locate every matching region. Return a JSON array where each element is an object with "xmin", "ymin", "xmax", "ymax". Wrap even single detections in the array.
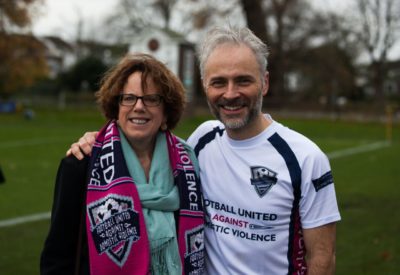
[{"xmin": 299, "ymin": 151, "xmax": 341, "ymax": 229}]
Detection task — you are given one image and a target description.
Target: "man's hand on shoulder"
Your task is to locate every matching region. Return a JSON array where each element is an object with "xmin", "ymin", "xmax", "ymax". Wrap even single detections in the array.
[{"xmin": 66, "ymin": 131, "xmax": 98, "ymax": 160}]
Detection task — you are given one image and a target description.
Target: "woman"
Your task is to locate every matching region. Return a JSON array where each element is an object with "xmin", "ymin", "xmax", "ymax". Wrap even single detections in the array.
[{"xmin": 40, "ymin": 53, "xmax": 205, "ymax": 275}]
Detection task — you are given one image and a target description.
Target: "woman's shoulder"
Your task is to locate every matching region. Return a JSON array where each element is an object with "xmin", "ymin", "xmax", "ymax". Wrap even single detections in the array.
[
  {"xmin": 57, "ymin": 155, "xmax": 89, "ymax": 182},
  {"xmin": 61, "ymin": 155, "xmax": 89, "ymax": 166}
]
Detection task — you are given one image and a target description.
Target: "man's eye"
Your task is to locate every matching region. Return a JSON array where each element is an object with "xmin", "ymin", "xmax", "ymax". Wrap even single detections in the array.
[
  {"xmin": 237, "ymin": 78, "xmax": 252, "ymax": 86},
  {"xmin": 210, "ymin": 80, "xmax": 225, "ymax": 88}
]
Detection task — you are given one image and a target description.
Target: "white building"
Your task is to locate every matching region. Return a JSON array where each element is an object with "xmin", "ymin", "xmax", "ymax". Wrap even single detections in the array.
[
  {"xmin": 128, "ymin": 27, "xmax": 199, "ymax": 103},
  {"xmin": 39, "ymin": 36, "xmax": 76, "ymax": 79}
]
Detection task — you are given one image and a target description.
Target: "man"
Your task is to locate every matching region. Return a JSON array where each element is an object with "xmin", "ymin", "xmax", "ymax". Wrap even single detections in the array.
[{"xmin": 69, "ymin": 26, "xmax": 340, "ymax": 274}]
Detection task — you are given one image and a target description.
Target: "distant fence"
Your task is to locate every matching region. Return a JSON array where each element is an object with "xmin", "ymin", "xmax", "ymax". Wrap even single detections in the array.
[
  {"xmin": 4, "ymin": 92, "xmax": 98, "ymax": 110},
  {"xmin": 3, "ymin": 92, "xmax": 399, "ymax": 125}
]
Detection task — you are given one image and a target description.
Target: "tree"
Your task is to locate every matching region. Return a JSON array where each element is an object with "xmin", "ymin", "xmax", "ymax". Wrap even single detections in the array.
[
  {"xmin": 59, "ymin": 56, "xmax": 108, "ymax": 93},
  {"xmin": 265, "ymin": 0, "xmax": 299, "ymax": 99},
  {"xmin": 0, "ymin": 0, "xmax": 47, "ymax": 98},
  {"xmin": 103, "ymin": 0, "xmax": 245, "ymax": 43},
  {"xmin": 177, "ymin": 0, "xmax": 244, "ymax": 40},
  {"xmin": 0, "ymin": 34, "xmax": 48, "ymax": 97},
  {"xmin": 240, "ymin": 0, "xmax": 334, "ymax": 99},
  {"xmin": 152, "ymin": 0, "xmax": 177, "ymax": 30},
  {"xmin": 239, "ymin": 0, "xmax": 269, "ymax": 44},
  {"xmin": 239, "ymin": 0, "xmax": 362, "ymax": 106},
  {"xmin": 0, "ymin": 0, "xmax": 41, "ymax": 32},
  {"xmin": 349, "ymin": 0, "xmax": 400, "ymax": 106},
  {"xmin": 299, "ymin": 43, "xmax": 357, "ymax": 104},
  {"xmin": 102, "ymin": 0, "xmax": 178, "ymax": 43}
]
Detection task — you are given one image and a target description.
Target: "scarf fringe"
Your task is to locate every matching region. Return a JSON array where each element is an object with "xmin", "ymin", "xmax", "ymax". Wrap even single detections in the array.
[{"xmin": 150, "ymin": 238, "xmax": 180, "ymax": 274}]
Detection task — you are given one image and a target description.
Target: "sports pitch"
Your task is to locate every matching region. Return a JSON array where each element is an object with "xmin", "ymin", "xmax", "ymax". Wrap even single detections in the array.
[{"xmin": 0, "ymin": 107, "xmax": 399, "ymax": 274}]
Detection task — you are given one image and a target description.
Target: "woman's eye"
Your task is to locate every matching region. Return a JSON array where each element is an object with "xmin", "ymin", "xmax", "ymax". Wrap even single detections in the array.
[
  {"xmin": 146, "ymin": 96, "xmax": 158, "ymax": 103},
  {"xmin": 126, "ymin": 96, "xmax": 135, "ymax": 101}
]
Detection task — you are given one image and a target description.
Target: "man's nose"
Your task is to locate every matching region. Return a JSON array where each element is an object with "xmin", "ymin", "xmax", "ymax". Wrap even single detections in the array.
[{"xmin": 223, "ymin": 82, "xmax": 240, "ymax": 99}]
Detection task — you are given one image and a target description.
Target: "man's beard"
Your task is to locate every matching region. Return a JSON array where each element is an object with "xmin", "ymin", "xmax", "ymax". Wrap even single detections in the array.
[{"xmin": 208, "ymin": 90, "xmax": 263, "ymax": 130}]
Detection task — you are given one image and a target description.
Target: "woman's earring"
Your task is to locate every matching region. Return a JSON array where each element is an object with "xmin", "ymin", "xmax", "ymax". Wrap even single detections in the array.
[{"xmin": 161, "ymin": 122, "xmax": 167, "ymax": 131}]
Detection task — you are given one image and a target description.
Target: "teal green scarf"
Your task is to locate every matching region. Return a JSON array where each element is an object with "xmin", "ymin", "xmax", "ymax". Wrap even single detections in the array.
[{"xmin": 119, "ymin": 129, "xmax": 181, "ymax": 275}]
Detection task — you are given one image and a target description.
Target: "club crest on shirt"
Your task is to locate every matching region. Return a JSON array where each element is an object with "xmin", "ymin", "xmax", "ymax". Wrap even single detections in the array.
[
  {"xmin": 87, "ymin": 194, "xmax": 140, "ymax": 267},
  {"xmin": 250, "ymin": 166, "xmax": 278, "ymax": 197}
]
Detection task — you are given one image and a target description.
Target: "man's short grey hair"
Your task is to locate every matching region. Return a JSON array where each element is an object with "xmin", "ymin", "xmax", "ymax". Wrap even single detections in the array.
[{"xmin": 198, "ymin": 25, "xmax": 269, "ymax": 80}]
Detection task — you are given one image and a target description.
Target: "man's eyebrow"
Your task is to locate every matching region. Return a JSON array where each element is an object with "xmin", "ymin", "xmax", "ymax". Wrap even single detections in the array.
[
  {"xmin": 235, "ymin": 74, "xmax": 256, "ymax": 80},
  {"xmin": 207, "ymin": 74, "xmax": 256, "ymax": 83},
  {"xmin": 208, "ymin": 76, "xmax": 226, "ymax": 82}
]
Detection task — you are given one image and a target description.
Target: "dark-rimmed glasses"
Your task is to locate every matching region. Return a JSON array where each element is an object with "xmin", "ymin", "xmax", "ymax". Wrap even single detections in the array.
[{"xmin": 119, "ymin": 93, "xmax": 163, "ymax": 107}]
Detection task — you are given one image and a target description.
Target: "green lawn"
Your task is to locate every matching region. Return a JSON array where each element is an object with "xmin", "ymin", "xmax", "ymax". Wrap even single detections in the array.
[
  {"xmin": 281, "ymin": 118, "xmax": 400, "ymax": 274},
  {"xmin": 0, "ymin": 107, "xmax": 399, "ymax": 274}
]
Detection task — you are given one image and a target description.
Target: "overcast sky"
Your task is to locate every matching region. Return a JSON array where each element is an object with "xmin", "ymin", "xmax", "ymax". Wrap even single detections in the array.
[
  {"xmin": 32, "ymin": 0, "xmax": 117, "ymax": 40},
  {"xmin": 31, "ymin": 0, "xmax": 347, "ymax": 39},
  {"xmin": 32, "ymin": 0, "xmax": 399, "ymax": 60}
]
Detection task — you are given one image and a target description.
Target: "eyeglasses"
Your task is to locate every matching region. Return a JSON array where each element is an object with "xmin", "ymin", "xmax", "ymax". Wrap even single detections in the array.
[{"xmin": 119, "ymin": 93, "xmax": 163, "ymax": 107}]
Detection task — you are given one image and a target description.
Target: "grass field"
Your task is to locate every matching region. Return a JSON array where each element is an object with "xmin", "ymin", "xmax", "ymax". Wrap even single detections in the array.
[{"xmin": 0, "ymin": 107, "xmax": 399, "ymax": 274}]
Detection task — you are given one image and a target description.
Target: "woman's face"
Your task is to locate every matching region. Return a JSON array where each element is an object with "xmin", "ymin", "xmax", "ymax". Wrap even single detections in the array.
[{"xmin": 118, "ymin": 72, "xmax": 166, "ymax": 148}]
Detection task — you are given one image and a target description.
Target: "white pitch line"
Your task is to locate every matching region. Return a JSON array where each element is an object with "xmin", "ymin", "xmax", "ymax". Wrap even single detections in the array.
[
  {"xmin": 0, "ymin": 212, "xmax": 50, "ymax": 228},
  {"xmin": 0, "ymin": 141, "xmax": 391, "ymax": 228},
  {"xmin": 327, "ymin": 140, "xmax": 391, "ymax": 159}
]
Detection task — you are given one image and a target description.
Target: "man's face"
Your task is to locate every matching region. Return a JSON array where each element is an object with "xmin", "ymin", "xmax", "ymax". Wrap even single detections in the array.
[{"xmin": 203, "ymin": 44, "xmax": 268, "ymax": 136}]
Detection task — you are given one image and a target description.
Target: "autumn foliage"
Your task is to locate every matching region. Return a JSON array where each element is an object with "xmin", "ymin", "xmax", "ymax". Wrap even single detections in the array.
[{"xmin": 0, "ymin": 0, "xmax": 48, "ymax": 98}]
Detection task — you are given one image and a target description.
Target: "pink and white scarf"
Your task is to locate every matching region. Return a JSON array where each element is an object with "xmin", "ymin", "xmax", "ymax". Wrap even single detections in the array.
[{"xmin": 85, "ymin": 120, "xmax": 204, "ymax": 274}]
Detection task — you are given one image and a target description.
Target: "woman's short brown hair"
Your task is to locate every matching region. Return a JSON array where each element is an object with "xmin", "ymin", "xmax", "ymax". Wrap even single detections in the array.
[{"xmin": 96, "ymin": 53, "xmax": 186, "ymax": 130}]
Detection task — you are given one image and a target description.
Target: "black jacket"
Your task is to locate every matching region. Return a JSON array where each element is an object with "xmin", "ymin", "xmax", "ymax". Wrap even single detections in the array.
[{"xmin": 40, "ymin": 156, "xmax": 90, "ymax": 275}]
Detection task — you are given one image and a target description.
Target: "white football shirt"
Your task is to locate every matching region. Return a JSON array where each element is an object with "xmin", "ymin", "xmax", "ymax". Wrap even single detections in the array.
[{"xmin": 187, "ymin": 115, "xmax": 341, "ymax": 274}]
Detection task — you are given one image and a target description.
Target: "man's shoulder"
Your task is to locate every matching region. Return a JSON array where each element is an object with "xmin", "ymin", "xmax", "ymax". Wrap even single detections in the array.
[
  {"xmin": 274, "ymin": 122, "xmax": 319, "ymax": 147},
  {"xmin": 187, "ymin": 120, "xmax": 225, "ymax": 156},
  {"xmin": 195, "ymin": 119, "xmax": 225, "ymax": 133},
  {"xmin": 188, "ymin": 120, "xmax": 224, "ymax": 142},
  {"xmin": 273, "ymin": 123, "xmax": 328, "ymax": 163}
]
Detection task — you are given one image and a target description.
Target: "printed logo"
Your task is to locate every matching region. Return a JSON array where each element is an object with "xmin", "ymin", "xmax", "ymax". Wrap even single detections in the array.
[
  {"xmin": 185, "ymin": 225, "xmax": 204, "ymax": 255},
  {"xmin": 312, "ymin": 171, "xmax": 334, "ymax": 192},
  {"xmin": 87, "ymin": 194, "xmax": 140, "ymax": 267},
  {"xmin": 184, "ymin": 225, "xmax": 205, "ymax": 273},
  {"xmin": 249, "ymin": 224, "xmax": 274, "ymax": 230},
  {"xmin": 250, "ymin": 166, "xmax": 278, "ymax": 197}
]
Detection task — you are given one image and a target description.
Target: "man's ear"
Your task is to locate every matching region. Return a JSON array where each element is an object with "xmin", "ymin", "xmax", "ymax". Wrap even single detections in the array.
[
  {"xmin": 202, "ymin": 80, "xmax": 207, "ymax": 94},
  {"xmin": 262, "ymin": 72, "xmax": 269, "ymax": 96}
]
